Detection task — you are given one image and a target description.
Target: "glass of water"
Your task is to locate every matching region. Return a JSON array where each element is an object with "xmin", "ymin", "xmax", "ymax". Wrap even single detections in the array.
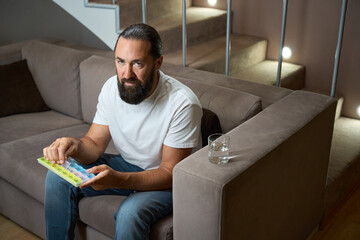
[{"xmin": 208, "ymin": 133, "xmax": 230, "ymax": 164}]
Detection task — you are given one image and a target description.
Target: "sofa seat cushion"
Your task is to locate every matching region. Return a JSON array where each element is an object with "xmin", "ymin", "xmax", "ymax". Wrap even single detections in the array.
[
  {"xmin": 79, "ymin": 195, "xmax": 173, "ymax": 240},
  {"xmin": 0, "ymin": 124, "xmax": 90, "ymax": 204},
  {"xmin": 0, "ymin": 110, "xmax": 84, "ymax": 144},
  {"xmin": 22, "ymin": 40, "xmax": 91, "ymax": 119}
]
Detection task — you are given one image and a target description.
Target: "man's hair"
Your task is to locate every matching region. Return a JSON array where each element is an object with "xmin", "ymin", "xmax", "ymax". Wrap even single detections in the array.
[{"xmin": 115, "ymin": 23, "xmax": 162, "ymax": 59}]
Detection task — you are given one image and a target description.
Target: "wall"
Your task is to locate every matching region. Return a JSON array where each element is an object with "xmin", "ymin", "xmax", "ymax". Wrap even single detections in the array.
[
  {"xmin": 0, "ymin": 0, "xmax": 109, "ymax": 50},
  {"xmin": 194, "ymin": 0, "xmax": 360, "ymax": 119}
]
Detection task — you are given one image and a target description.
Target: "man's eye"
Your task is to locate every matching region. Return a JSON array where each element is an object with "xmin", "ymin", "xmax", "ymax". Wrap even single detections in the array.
[
  {"xmin": 117, "ymin": 59, "xmax": 124, "ymax": 64},
  {"xmin": 134, "ymin": 62, "xmax": 143, "ymax": 67}
]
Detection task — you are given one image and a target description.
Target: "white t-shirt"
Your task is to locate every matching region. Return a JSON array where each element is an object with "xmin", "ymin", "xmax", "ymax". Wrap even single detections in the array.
[{"xmin": 93, "ymin": 71, "xmax": 202, "ymax": 170}]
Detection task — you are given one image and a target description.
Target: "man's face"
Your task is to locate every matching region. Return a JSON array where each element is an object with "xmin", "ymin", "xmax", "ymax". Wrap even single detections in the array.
[{"xmin": 115, "ymin": 37, "xmax": 162, "ymax": 104}]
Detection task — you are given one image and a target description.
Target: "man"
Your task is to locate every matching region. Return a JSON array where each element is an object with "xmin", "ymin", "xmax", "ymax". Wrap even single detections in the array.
[{"xmin": 43, "ymin": 23, "xmax": 202, "ymax": 240}]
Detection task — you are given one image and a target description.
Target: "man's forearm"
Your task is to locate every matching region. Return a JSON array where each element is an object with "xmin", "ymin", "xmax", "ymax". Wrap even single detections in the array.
[
  {"xmin": 82, "ymin": 165, "xmax": 173, "ymax": 191},
  {"xmin": 118, "ymin": 168, "xmax": 173, "ymax": 191},
  {"xmin": 72, "ymin": 136, "xmax": 104, "ymax": 165}
]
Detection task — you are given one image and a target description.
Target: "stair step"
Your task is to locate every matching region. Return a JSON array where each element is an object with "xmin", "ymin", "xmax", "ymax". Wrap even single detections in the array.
[
  {"xmin": 90, "ymin": 0, "xmax": 191, "ymax": 31},
  {"xmin": 164, "ymin": 34, "xmax": 267, "ymax": 73},
  {"xmin": 232, "ymin": 60, "xmax": 305, "ymax": 90},
  {"xmin": 150, "ymin": 7, "xmax": 227, "ymax": 53},
  {"xmin": 87, "ymin": 2, "xmax": 227, "ymax": 54}
]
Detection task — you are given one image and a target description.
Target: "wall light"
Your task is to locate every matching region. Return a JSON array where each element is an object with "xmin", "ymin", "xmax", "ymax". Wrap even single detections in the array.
[
  {"xmin": 208, "ymin": 0, "xmax": 217, "ymax": 6},
  {"xmin": 282, "ymin": 46, "xmax": 292, "ymax": 59},
  {"xmin": 357, "ymin": 105, "xmax": 360, "ymax": 117}
]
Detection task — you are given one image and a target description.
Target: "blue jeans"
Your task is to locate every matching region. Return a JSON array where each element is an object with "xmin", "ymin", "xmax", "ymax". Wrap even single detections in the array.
[{"xmin": 45, "ymin": 154, "xmax": 173, "ymax": 240}]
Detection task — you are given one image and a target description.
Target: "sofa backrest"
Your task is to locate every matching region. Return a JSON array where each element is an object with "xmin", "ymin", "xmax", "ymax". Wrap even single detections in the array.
[
  {"xmin": 176, "ymin": 77, "xmax": 262, "ymax": 133},
  {"xmin": 22, "ymin": 40, "xmax": 91, "ymax": 119},
  {"xmin": 161, "ymin": 63, "xmax": 292, "ymax": 109},
  {"xmin": 80, "ymin": 55, "xmax": 262, "ymax": 133}
]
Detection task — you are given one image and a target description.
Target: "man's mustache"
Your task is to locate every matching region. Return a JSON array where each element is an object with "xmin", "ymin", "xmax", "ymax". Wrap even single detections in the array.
[{"xmin": 121, "ymin": 78, "xmax": 140, "ymax": 85}]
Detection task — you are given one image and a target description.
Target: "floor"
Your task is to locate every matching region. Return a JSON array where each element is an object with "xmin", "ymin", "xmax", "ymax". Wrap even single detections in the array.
[
  {"xmin": 311, "ymin": 184, "xmax": 360, "ymax": 240},
  {"xmin": 1, "ymin": 185, "xmax": 360, "ymax": 239},
  {"xmin": 0, "ymin": 214, "xmax": 40, "ymax": 240}
]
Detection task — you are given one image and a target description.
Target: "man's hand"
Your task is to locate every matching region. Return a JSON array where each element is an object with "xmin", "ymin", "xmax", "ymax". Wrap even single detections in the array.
[
  {"xmin": 42, "ymin": 123, "xmax": 111, "ymax": 165},
  {"xmin": 80, "ymin": 165, "xmax": 121, "ymax": 190},
  {"xmin": 79, "ymin": 145, "xmax": 193, "ymax": 191},
  {"xmin": 43, "ymin": 137, "xmax": 80, "ymax": 164}
]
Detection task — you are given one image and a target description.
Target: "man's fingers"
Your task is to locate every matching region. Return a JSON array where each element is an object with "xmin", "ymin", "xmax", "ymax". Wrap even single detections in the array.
[
  {"xmin": 48, "ymin": 141, "xmax": 60, "ymax": 163},
  {"xmin": 43, "ymin": 138, "xmax": 75, "ymax": 164},
  {"xmin": 79, "ymin": 177, "xmax": 95, "ymax": 189},
  {"xmin": 87, "ymin": 165, "xmax": 107, "ymax": 174},
  {"xmin": 43, "ymin": 147, "xmax": 48, "ymax": 160},
  {"xmin": 57, "ymin": 140, "xmax": 72, "ymax": 164}
]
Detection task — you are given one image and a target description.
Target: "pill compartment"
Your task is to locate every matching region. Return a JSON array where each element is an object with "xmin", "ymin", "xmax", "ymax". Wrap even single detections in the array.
[{"xmin": 37, "ymin": 157, "xmax": 94, "ymax": 187}]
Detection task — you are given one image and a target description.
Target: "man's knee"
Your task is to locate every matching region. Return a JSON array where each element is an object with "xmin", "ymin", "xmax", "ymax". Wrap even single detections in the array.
[
  {"xmin": 115, "ymin": 196, "xmax": 147, "ymax": 224},
  {"xmin": 45, "ymin": 170, "xmax": 73, "ymax": 195},
  {"xmin": 114, "ymin": 191, "xmax": 172, "ymax": 227}
]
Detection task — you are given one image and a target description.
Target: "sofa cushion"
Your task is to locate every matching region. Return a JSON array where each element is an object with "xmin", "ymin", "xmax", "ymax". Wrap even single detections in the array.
[
  {"xmin": 0, "ymin": 59, "xmax": 50, "ymax": 117},
  {"xmin": 0, "ymin": 110, "xmax": 84, "ymax": 144},
  {"xmin": 22, "ymin": 40, "xmax": 91, "ymax": 119},
  {"xmin": 80, "ymin": 56, "xmax": 116, "ymax": 124},
  {"xmin": 201, "ymin": 108, "xmax": 222, "ymax": 147},
  {"xmin": 0, "ymin": 38, "xmax": 64, "ymax": 65},
  {"xmin": 177, "ymin": 77, "xmax": 262, "ymax": 133},
  {"xmin": 0, "ymin": 124, "xmax": 90, "ymax": 204},
  {"xmin": 0, "ymin": 41, "xmax": 23, "ymax": 65},
  {"xmin": 161, "ymin": 62, "xmax": 292, "ymax": 109}
]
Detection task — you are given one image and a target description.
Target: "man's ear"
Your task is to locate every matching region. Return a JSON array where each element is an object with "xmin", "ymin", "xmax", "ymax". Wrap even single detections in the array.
[{"xmin": 155, "ymin": 56, "xmax": 163, "ymax": 70}]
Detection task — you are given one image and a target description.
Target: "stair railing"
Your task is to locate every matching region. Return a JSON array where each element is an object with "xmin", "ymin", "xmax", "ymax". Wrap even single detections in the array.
[
  {"xmin": 182, "ymin": 0, "xmax": 187, "ymax": 67},
  {"xmin": 331, "ymin": 0, "xmax": 348, "ymax": 98},
  {"xmin": 276, "ymin": 0, "xmax": 288, "ymax": 87},
  {"xmin": 225, "ymin": 0, "xmax": 232, "ymax": 76},
  {"xmin": 142, "ymin": 0, "xmax": 147, "ymax": 24}
]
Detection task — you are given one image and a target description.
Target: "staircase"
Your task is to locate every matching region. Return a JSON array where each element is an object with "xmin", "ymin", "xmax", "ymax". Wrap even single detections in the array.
[{"xmin": 53, "ymin": 0, "xmax": 305, "ymax": 90}]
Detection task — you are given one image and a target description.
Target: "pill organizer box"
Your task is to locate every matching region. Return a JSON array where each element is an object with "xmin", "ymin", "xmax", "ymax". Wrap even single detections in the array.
[{"xmin": 37, "ymin": 157, "xmax": 95, "ymax": 187}]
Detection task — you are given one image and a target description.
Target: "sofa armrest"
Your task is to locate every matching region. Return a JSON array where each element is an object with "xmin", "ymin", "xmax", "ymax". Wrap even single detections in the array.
[{"xmin": 173, "ymin": 91, "xmax": 337, "ymax": 240}]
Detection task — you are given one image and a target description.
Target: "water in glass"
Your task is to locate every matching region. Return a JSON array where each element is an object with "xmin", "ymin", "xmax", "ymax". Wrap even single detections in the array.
[{"xmin": 208, "ymin": 141, "xmax": 229, "ymax": 164}]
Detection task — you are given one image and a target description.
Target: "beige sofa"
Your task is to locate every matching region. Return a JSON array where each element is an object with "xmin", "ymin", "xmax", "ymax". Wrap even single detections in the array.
[{"xmin": 0, "ymin": 39, "xmax": 336, "ymax": 240}]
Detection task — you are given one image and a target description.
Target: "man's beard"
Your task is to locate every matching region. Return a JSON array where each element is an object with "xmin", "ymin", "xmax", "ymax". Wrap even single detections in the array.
[{"xmin": 117, "ymin": 67, "xmax": 156, "ymax": 105}]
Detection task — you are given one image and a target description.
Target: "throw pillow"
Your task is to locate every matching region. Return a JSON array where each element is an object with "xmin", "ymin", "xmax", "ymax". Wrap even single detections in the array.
[
  {"xmin": 0, "ymin": 59, "xmax": 50, "ymax": 117},
  {"xmin": 201, "ymin": 108, "xmax": 222, "ymax": 147}
]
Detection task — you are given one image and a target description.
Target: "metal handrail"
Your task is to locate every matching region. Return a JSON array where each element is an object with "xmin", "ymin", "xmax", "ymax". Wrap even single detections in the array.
[
  {"xmin": 182, "ymin": 0, "xmax": 187, "ymax": 67},
  {"xmin": 142, "ymin": 0, "xmax": 147, "ymax": 24},
  {"xmin": 276, "ymin": 0, "xmax": 288, "ymax": 87},
  {"xmin": 331, "ymin": 0, "xmax": 348, "ymax": 98},
  {"xmin": 225, "ymin": 0, "xmax": 232, "ymax": 76}
]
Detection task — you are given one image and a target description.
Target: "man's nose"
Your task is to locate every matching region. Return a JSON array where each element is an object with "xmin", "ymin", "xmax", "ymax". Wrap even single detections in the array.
[{"xmin": 123, "ymin": 64, "xmax": 134, "ymax": 79}]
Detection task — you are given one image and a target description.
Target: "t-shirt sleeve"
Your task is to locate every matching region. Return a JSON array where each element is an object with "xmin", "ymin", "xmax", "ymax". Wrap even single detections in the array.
[
  {"xmin": 164, "ymin": 102, "xmax": 203, "ymax": 149},
  {"xmin": 93, "ymin": 79, "xmax": 110, "ymax": 126}
]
